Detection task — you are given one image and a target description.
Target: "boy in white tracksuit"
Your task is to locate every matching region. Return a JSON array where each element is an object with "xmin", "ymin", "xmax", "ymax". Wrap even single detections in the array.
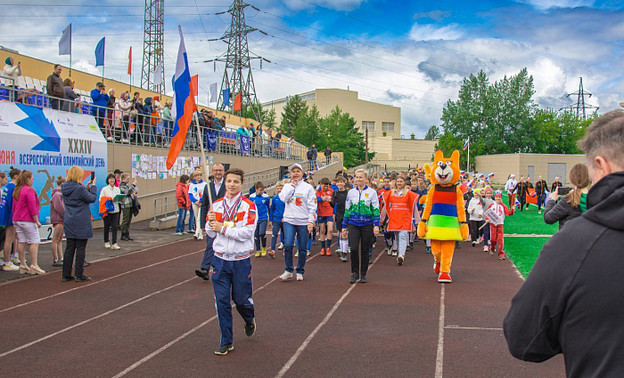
[{"xmin": 278, "ymin": 163, "xmax": 317, "ymax": 282}]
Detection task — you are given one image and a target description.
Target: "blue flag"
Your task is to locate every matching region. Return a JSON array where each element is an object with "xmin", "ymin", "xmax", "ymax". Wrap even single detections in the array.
[
  {"xmin": 222, "ymin": 88, "xmax": 230, "ymax": 106},
  {"xmin": 240, "ymin": 134, "xmax": 250, "ymax": 155},
  {"xmin": 207, "ymin": 130, "xmax": 217, "ymax": 151},
  {"xmin": 95, "ymin": 37, "xmax": 105, "ymax": 67}
]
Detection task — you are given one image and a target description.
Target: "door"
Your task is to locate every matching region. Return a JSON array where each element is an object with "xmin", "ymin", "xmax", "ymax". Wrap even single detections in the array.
[
  {"xmin": 548, "ymin": 163, "xmax": 567, "ymax": 184},
  {"xmin": 527, "ymin": 165, "xmax": 534, "ymax": 181}
]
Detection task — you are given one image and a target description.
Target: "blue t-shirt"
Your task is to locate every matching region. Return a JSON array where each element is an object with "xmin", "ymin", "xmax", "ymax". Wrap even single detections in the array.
[
  {"xmin": 0, "ymin": 182, "xmax": 16, "ymax": 227},
  {"xmin": 249, "ymin": 192, "xmax": 270, "ymax": 221},
  {"xmin": 270, "ymin": 194, "xmax": 285, "ymax": 222}
]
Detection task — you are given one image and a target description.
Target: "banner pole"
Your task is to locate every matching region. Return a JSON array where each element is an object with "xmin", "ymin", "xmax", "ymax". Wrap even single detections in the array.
[{"xmin": 194, "ymin": 111, "xmax": 212, "ymax": 206}]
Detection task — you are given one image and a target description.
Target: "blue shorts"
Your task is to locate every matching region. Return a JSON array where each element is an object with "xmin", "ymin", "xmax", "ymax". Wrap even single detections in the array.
[{"xmin": 317, "ymin": 216, "xmax": 333, "ymax": 224}]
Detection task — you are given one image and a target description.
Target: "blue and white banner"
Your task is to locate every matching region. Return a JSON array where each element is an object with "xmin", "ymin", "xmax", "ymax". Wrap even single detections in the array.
[
  {"xmin": 206, "ymin": 129, "xmax": 217, "ymax": 151},
  {"xmin": 0, "ymin": 102, "xmax": 108, "ymax": 223},
  {"xmin": 240, "ymin": 134, "xmax": 250, "ymax": 155}
]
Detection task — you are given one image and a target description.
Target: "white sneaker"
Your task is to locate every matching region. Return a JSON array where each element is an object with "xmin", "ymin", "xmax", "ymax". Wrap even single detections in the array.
[
  {"xmin": 296, "ymin": 273, "xmax": 304, "ymax": 281},
  {"xmin": 277, "ymin": 243, "xmax": 284, "ymax": 250},
  {"xmin": 392, "ymin": 250, "xmax": 398, "ymax": 257},
  {"xmin": 280, "ymin": 271, "xmax": 293, "ymax": 281},
  {"xmin": 110, "ymin": 243, "xmax": 121, "ymax": 250},
  {"xmin": 104, "ymin": 242, "xmax": 111, "ymax": 249},
  {"xmin": 397, "ymin": 255, "xmax": 404, "ymax": 266},
  {"xmin": 386, "ymin": 247, "xmax": 392, "ymax": 255},
  {"xmin": 2, "ymin": 262, "xmax": 19, "ymax": 272}
]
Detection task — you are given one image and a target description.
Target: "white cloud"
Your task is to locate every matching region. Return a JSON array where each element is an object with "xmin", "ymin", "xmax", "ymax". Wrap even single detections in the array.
[
  {"xmin": 408, "ymin": 23, "xmax": 464, "ymax": 41},
  {"xmin": 518, "ymin": 0, "xmax": 595, "ymax": 10}
]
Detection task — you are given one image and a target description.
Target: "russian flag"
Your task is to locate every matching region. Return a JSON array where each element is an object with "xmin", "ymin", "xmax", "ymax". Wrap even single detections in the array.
[
  {"xmin": 167, "ymin": 26, "xmax": 197, "ymax": 169},
  {"xmin": 462, "ymin": 138, "xmax": 470, "ymax": 150}
]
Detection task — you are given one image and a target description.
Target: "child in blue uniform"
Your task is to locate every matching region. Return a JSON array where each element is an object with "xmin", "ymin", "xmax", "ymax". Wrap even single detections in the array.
[
  {"xmin": 269, "ymin": 181, "xmax": 285, "ymax": 258},
  {"xmin": 250, "ymin": 181, "xmax": 270, "ymax": 257}
]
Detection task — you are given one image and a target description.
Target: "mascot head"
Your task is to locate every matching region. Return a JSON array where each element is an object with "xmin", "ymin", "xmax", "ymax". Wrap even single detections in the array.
[{"xmin": 431, "ymin": 150, "xmax": 460, "ymax": 186}]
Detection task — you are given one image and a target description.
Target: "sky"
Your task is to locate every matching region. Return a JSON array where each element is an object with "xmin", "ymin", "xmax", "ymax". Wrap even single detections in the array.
[{"xmin": 2, "ymin": 0, "xmax": 624, "ymax": 137}]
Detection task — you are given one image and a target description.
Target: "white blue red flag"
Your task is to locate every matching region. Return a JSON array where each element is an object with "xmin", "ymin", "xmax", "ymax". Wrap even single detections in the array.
[
  {"xmin": 167, "ymin": 26, "xmax": 197, "ymax": 169},
  {"xmin": 462, "ymin": 138, "xmax": 470, "ymax": 150}
]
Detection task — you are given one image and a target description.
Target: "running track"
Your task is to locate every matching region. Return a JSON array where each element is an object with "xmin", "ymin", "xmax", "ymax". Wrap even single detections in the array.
[{"xmin": 0, "ymin": 238, "xmax": 564, "ymax": 377}]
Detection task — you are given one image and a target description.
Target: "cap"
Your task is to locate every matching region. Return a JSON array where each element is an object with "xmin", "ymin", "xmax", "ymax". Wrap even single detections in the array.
[
  {"xmin": 510, "ymin": 174, "xmax": 516, "ymax": 177},
  {"xmin": 289, "ymin": 163, "xmax": 303, "ymax": 172},
  {"xmin": 494, "ymin": 190, "xmax": 503, "ymax": 198},
  {"xmin": 96, "ymin": 82, "xmax": 105, "ymax": 87},
  {"xmin": 113, "ymin": 169, "xmax": 123, "ymax": 174}
]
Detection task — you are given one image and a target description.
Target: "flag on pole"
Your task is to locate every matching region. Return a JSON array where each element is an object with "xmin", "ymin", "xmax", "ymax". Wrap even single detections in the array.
[
  {"xmin": 462, "ymin": 138, "xmax": 470, "ymax": 150},
  {"xmin": 191, "ymin": 75, "xmax": 198, "ymax": 97},
  {"xmin": 233, "ymin": 93, "xmax": 242, "ymax": 111},
  {"xmin": 153, "ymin": 62, "xmax": 163, "ymax": 86},
  {"xmin": 127, "ymin": 47, "xmax": 132, "ymax": 75},
  {"xmin": 59, "ymin": 24, "xmax": 72, "ymax": 56},
  {"xmin": 209, "ymin": 82, "xmax": 217, "ymax": 103},
  {"xmin": 222, "ymin": 88, "xmax": 230, "ymax": 106},
  {"xmin": 166, "ymin": 26, "xmax": 197, "ymax": 170},
  {"xmin": 95, "ymin": 37, "xmax": 105, "ymax": 67}
]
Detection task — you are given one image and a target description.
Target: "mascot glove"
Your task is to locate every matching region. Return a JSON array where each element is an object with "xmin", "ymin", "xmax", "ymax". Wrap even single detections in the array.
[
  {"xmin": 417, "ymin": 221, "xmax": 427, "ymax": 239},
  {"xmin": 460, "ymin": 223, "xmax": 469, "ymax": 241}
]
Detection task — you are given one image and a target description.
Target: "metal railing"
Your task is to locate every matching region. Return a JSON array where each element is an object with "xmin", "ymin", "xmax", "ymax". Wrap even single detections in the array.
[
  {"xmin": 0, "ymin": 85, "xmax": 310, "ymax": 160},
  {"xmin": 150, "ymin": 156, "xmax": 342, "ymax": 224}
]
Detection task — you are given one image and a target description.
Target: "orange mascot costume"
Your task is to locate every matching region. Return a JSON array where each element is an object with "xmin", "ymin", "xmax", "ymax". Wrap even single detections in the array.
[{"xmin": 417, "ymin": 150, "xmax": 468, "ymax": 283}]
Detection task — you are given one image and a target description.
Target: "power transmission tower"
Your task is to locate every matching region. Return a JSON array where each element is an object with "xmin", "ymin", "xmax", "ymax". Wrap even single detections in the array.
[
  {"xmin": 141, "ymin": 0, "xmax": 165, "ymax": 94},
  {"xmin": 205, "ymin": 0, "xmax": 270, "ymax": 120},
  {"xmin": 565, "ymin": 77, "xmax": 598, "ymax": 119}
]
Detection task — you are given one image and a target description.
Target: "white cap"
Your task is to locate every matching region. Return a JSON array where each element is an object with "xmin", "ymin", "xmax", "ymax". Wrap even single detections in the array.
[
  {"xmin": 510, "ymin": 174, "xmax": 516, "ymax": 177},
  {"xmin": 290, "ymin": 163, "xmax": 303, "ymax": 172}
]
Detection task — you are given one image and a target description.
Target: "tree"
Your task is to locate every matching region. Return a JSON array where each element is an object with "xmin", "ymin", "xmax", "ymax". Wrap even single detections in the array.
[
  {"xmin": 279, "ymin": 95, "xmax": 308, "ymax": 137},
  {"xmin": 424, "ymin": 125, "xmax": 440, "ymax": 140},
  {"xmin": 528, "ymin": 109, "xmax": 593, "ymax": 154},
  {"xmin": 319, "ymin": 106, "xmax": 371, "ymax": 168},
  {"xmin": 263, "ymin": 108, "xmax": 277, "ymax": 129}
]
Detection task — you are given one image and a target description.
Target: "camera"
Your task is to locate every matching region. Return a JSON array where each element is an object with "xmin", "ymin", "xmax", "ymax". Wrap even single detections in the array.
[{"xmin": 558, "ymin": 187, "xmax": 572, "ymax": 195}]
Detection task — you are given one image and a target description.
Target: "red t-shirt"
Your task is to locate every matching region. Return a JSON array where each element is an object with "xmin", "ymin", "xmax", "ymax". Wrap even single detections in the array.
[
  {"xmin": 317, "ymin": 187, "xmax": 334, "ymax": 217},
  {"xmin": 383, "ymin": 190, "xmax": 417, "ymax": 231}
]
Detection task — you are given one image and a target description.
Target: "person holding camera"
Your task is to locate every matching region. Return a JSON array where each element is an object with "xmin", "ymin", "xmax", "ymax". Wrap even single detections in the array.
[{"xmin": 543, "ymin": 164, "xmax": 591, "ymax": 230}]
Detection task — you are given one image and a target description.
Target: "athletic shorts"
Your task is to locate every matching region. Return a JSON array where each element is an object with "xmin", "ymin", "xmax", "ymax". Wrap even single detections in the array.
[
  {"xmin": 317, "ymin": 215, "xmax": 333, "ymax": 224},
  {"xmin": 14, "ymin": 221, "xmax": 40, "ymax": 244}
]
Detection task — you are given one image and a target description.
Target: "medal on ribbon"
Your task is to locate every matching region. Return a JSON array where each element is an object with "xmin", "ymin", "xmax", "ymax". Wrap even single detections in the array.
[{"xmin": 222, "ymin": 193, "xmax": 242, "ymax": 228}]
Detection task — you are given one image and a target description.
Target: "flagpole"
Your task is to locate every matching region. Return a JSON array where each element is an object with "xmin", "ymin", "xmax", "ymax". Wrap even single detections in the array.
[
  {"xmin": 69, "ymin": 51, "xmax": 72, "ymax": 78},
  {"xmin": 467, "ymin": 138, "xmax": 470, "ymax": 174},
  {"xmin": 194, "ymin": 111, "xmax": 213, "ymax": 206}
]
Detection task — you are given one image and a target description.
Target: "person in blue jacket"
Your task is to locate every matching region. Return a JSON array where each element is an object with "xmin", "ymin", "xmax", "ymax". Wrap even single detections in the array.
[
  {"xmin": 250, "ymin": 182, "xmax": 270, "ymax": 257},
  {"xmin": 269, "ymin": 181, "xmax": 286, "ymax": 258},
  {"xmin": 90, "ymin": 82, "xmax": 110, "ymax": 134}
]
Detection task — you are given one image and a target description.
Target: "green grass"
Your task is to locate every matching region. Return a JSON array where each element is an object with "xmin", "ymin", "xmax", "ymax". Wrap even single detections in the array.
[
  {"xmin": 497, "ymin": 194, "xmax": 557, "ymax": 278},
  {"xmin": 504, "ymin": 237, "xmax": 551, "ymax": 278}
]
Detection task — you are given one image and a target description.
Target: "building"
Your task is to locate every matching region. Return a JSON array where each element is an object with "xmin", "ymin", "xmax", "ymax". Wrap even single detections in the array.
[{"xmin": 475, "ymin": 153, "xmax": 586, "ymax": 185}]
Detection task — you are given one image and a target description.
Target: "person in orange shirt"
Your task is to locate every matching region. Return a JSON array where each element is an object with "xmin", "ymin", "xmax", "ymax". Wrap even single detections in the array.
[
  {"xmin": 316, "ymin": 177, "xmax": 334, "ymax": 256},
  {"xmin": 380, "ymin": 176, "xmax": 420, "ymax": 265}
]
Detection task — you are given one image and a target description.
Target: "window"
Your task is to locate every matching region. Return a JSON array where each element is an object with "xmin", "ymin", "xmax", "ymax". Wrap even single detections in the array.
[
  {"xmin": 382, "ymin": 122, "xmax": 394, "ymax": 132},
  {"xmin": 362, "ymin": 121, "xmax": 375, "ymax": 132}
]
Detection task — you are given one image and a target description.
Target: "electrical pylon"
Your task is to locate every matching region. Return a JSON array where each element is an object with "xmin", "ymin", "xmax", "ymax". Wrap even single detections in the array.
[
  {"xmin": 141, "ymin": 0, "xmax": 165, "ymax": 94},
  {"xmin": 566, "ymin": 77, "xmax": 598, "ymax": 119},
  {"xmin": 205, "ymin": 0, "xmax": 270, "ymax": 120}
]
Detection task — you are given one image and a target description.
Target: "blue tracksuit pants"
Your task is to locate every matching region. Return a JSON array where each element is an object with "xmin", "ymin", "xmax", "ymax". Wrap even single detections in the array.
[{"xmin": 211, "ymin": 256, "xmax": 254, "ymax": 346}]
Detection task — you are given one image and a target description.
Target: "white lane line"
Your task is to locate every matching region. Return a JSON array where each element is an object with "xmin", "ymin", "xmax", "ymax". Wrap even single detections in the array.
[
  {"xmin": 0, "ymin": 276, "xmax": 196, "ymax": 358},
  {"xmin": 0, "ymin": 249, "xmax": 203, "ymax": 314},
  {"xmin": 112, "ymin": 247, "xmax": 331, "ymax": 377},
  {"xmin": 275, "ymin": 249, "xmax": 384, "ymax": 378},
  {"xmin": 435, "ymin": 284, "xmax": 446, "ymax": 378},
  {"xmin": 445, "ymin": 325, "xmax": 503, "ymax": 331}
]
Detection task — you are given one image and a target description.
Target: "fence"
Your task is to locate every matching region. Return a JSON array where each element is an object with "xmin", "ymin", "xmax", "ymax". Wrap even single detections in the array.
[{"xmin": 0, "ymin": 85, "xmax": 310, "ymax": 161}]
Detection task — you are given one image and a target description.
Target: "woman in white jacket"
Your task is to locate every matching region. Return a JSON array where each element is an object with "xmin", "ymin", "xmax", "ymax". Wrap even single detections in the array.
[
  {"xmin": 3, "ymin": 57, "xmax": 21, "ymax": 101},
  {"xmin": 189, "ymin": 171, "xmax": 207, "ymax": 240},
  {"xmin": 467, "ymin": 189, "xmax": 485, "ymax": 247}
]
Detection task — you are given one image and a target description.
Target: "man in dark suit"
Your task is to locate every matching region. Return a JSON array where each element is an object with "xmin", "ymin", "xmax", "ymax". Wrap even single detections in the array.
[{"xmin": 195, "ymin": 163, "xmax": 227, "ymax": 280}]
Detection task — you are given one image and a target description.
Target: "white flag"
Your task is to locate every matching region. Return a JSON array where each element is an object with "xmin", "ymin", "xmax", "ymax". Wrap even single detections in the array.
[
  {"xmin": 59, "ymin": 24, "xmax": 72, "ymax": 56},
  {"xmin": 209, "ymin": 82, "xmax": 217, "ymax": 103},
  {"xmin": 152, "ymin": 62, "xmax": 163, "ymax": 86}
]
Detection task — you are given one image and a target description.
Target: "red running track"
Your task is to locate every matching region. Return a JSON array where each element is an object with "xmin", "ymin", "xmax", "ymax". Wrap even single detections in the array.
[{"xmin": 0, "ymin": 238, "xmax": 564, "ymax": 377}]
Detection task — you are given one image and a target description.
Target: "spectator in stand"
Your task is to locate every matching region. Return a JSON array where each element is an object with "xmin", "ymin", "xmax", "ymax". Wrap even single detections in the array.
[
  {"xmin": 307, "ymin": 144, "xmax": 318, "ymax": 171},
  {"xmin": 534, "ymin": 175, "xmax": 548, "ymax": 214},
  {"xmin": 119, "ymin": 173, "xmax": 138, "ymax": 241},
  {"xmin": 543, "ymin": 164, "xmax": 591, "ymax": 230},
  {"xmin": 61, "ymin": 78, "xmax": 78, "ymax": 113},
  {"xmin": 90, "ymin": 82, "xmax": 110, "ymax": 134},
  {"xmin": 551, "ymin": 176, "xmax": 563, "ymax": 193},
  {"xmin": 132, "ymin": 94, "xmax": 144, "ymax": 144},
  {"xmin": 162, "ymin": 102, "xmax": 173, "ymax": 145},
  {"xmin": 3, "ymin": 57, "xmax": 21, "ymax": 102},
  {"xmin": 61, "ymin": 166, "xmax": 97, "ymax": 282},
  {"xmin": 324, "ymin": 146, "xmax": 332, "ymax": 166},
  {"xmin": 46, "ymin": 64, "xmax": 64, "ymax": 110},
  {"xmin": 273, "ymin": 129, "xmax": 282, "ymax": 158},
  {"xmin": 100, "ymin": 174, "xmax": 121, "ymax": 250},
  {"xmin": 1, "ymin": 167, "xmax": 20, "ymax": 271},
  {"xmin": 143, "ymin": 97, "xmax": 155, "ymax": 145},
  {"xmin": 151, "ymin": 96, "xmax": 162, "ymax": 145},
  {"xmin": 50, "ymin": 175, "xmax": 65, "ymax": 267},
  {"xmin": 175, "ymin": 175, "xmax": 190, "ymax": 236},
  {"xmin": 106, "ymin": 88, "xmax": 117, "ymax": 141},
  {"xmin": 12, "ymin": 170, "xmax": 44, "ymax": 274},
  {"xmin": 117, "ymin": 92, "xmax": 132, "ymax": 143}
]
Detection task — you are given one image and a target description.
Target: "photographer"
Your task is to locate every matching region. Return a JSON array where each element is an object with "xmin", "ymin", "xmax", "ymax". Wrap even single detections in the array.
[{"xmin": 543, "ymin": 163, "xmax": 590, "ymax": 230}]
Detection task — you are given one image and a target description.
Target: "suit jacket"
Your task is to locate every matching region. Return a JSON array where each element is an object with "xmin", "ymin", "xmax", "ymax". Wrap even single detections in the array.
[{"xmin": 200, "ymin": 179, "xmax": 226, "ymax": 227}]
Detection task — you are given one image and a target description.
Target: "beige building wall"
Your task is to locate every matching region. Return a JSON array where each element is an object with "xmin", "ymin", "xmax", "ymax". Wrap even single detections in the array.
[
  {"xmin": 263, "ymin": 88, "xmax": 402, "ymax": 154},
  {"xmin": 476, "ymin": 153, "xmax": 585, "ymax": 186},
  {"xmin": 371, "ymin": 138, "xmax": 437, "ymax": 170}
]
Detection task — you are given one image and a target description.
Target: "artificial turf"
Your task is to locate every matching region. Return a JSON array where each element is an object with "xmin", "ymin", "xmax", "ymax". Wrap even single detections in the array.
[{"xmin": 504, "ymin": 237, "xmax": 552, "ymax": 278}]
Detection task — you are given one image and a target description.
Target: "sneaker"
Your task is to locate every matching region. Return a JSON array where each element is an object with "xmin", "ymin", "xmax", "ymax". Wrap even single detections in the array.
[
  {"xmin": 350, "ymin": 273, "xmax": 359, "ymax": 284},
  {"xmin": 176, "ymin": 232, "xmax": 184, "ymax": 236},
  {"xmin": 2, "ymin": 262, "xmax": 19, "ymax": 272},
  {"xmin": 311, "ymin": 240, "xmax": 316, "ymax": 245},
  {"xmin": 11, "ymin": 257, "xmax": 21, "ymax": 265},
  {"xmin": 320, "ymin": 248, "xmax": 326, "ymax": 256},
  {"xmin": 340, "ymin": 254, "xmax": 348, "ymax": 262},
  {"xmin": 397, "ymin": 255, "xmax": 404, "ymax": 266},
  {"xmin": 255, "ymin": 251, "xmax": 261, "ymax": 258},
  {"xmin": 406, "ymin": 243, "xmax": 414, "ymax": 250},
  {"xmin": 483, "ymin": 246, "xmax": 489, "ymax": 253},
  {"xmin": 187, "ymin": 230, "xmax": 195, "ymax": 234},
  {"xmin": 391, "ymin": 250, "xmax": 398, "ymax": 257},
  {"xmin": 498, "ymin": 253, "xmax": 506, "ymax": 260},
  {"xmin": 214, "ymin": 344, "xmax": 234, "ymax": 356},
  {"xmin": 360, "ymin": 275, "xmax": 367, "ymax": 283},
  {"xmin": 52, "ymin": 259, "xmax": 63, "ymax": 267},
  {"xmin": 472, "ymin": 241, "xmax": 476, "ymax": 247},
  {"xmin": 433, "ymin": 261, "xmax": 440, "ymax": 275},
  {"xmin": 386, "ymin": 247, "xmax": 392, "ymax": 255},
  {"xmin": 280, "ymin": 271, "xmax": 293, "ymax": 281},
  {"xmin": 261, "ymin": 248, "xmax": 267, "ymax": 257},
  {"xmin": 425, "ymin": 246, "xmax": 431, "ymax": 254},
  {"xmin": 268, "ymin": 250, "xmax": 275, "ymax": 258},
  {"xmin": 335, "ymin": 249, "xmax": 342, "ymax": 259},
  {"xmin": 277, "ymin": 243, "xmax": 284, "ymax": 250},
  {"xmin": 325, "ymin": 248, "xmax": 331, "ymax": 256},
  {"xmin": 110, "ymin": 244, "xmax": 121, "ymax": 250},
  {"xmin": 296, "ymin": 273, "xmax": 304, "ymax": 281},
  {"xmin": 104, "ymin": 242, "xmax": 111, "ymax": 249},
  {"xmin": 244, "ymin": 319, "xmax": 256, "ymax": 337},
  {"xmin": 438, "ymin": 272, "xmax": 452, "ymax": 283}
]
